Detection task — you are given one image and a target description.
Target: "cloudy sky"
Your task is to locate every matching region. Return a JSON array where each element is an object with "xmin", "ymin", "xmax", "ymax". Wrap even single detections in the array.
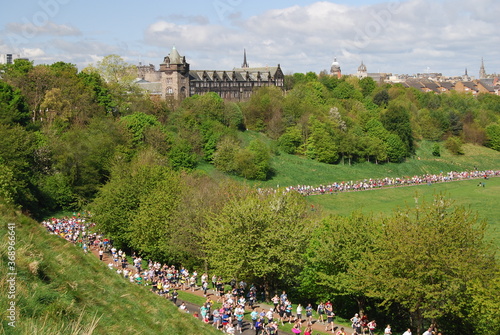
[{"xmin": 0, "ymin": 0, "xmax": 498, "ymax": 77}]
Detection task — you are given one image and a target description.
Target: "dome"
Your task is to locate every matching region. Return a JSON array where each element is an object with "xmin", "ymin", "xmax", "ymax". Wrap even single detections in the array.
[
  {"xmin": 358, "ymin": 61, "xmax": 367, "ymax": 72},
  {"xmin": 330, "ymin": 57, "xmax": 341, "ymax": 75}
]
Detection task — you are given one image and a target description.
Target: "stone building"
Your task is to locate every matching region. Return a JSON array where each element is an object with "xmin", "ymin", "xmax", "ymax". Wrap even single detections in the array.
[{"xmin": 136, "ymin": 47, "xmax": 284, "ymax": 101}]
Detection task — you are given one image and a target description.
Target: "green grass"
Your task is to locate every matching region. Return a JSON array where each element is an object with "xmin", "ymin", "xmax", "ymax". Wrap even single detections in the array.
[
  {"xmin": 306, "ymin": 177, "xmax": 500, "ymax": 247},
  {"xmin": 0, "ymin": 206, "xmax": 221, "ymax": 335}
]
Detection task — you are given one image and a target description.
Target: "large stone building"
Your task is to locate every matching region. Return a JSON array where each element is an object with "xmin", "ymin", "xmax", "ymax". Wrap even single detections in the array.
[{"xmin": 137, "ymin": 47, "xmax": 284, "ymax": 101}]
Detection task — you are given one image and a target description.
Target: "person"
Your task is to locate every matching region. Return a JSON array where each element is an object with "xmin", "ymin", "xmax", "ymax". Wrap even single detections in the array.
[
  {"xmin": 402, "ymin": 328, "xmax": 412, "ymax": 335},
  {"xmin": 254, "ymin": 317, "xmax": 263, "ymax": 335},
  {"xmin": 317, "ymin": 302, "xmax": 325, "ymax": 324},
  {"xmin": 305, "ymin": 303, "xmax": 313, "ymax": 324},
  {"xmin": 422, "ymin": 328, "xmax": 433, "ymax": 335},
  {"xmin": 266, "ymin": 308, "xmax": 274, "ymax": 324},
  {"xmin": 292, "ymin": 320, "xmax": 302, "ymax": 334},
  {"xmin": 98, "ymin": 248, "xmax": 103, "ymax": 261},
  {"xmin": 325, "ymin": 306, "xmax": 335, "ymax": 332},
  {"xmin": 384, "ymin": 324, "xmax": 392, "ymax": 334},
  {"xmin": 296, "ymin": 303, "xmax": 303, "ymax": 322},
  {"xmin": 336, "ymin": 327, "xmax": 346, "ymax": 335},
  {"xmin": 271, "ymin": 294, "xmax": 280, "ymax": 312},
  {"xmin": 350, "ymin": 313, "xmax": 360, "ymax": 328},
  {"xmin": 367, "ymin": 320, "xmax": 377, "ymax": 335},
  {"xmin": 304, "ymin": 323, "xmax": 313, "ymax": 335},
  {"xmin": 226, "ymin": 323, "xmax": 236, "ymax": 334},
  {"xmin": 171, "ymin": 289, "xmax": 178, "ymax": 305},
  {"xmin": 179, "ymin": 302, "xmax": 187, "ymax": 312},
  {"xmin": 212, "ymin": 308, "xmax": 221, "ymax": 329},
  {"xmin": 235, "ymin": 308, "xmax": 244, "ymax": 334},
  {"xmin": 250, "ymin": 307, "xmax": 259, "ymax": 330}
]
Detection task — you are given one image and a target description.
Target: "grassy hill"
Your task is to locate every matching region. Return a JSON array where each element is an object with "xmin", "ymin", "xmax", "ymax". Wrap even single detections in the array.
[{"xmin": 0, "ymin": 205, "xmax": 220, "ymax": 335}]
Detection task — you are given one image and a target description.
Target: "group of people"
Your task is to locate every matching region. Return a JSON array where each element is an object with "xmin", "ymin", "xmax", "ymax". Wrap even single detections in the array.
[
  {"xmin": 41, "ymin": 215, "xmax": 446, "ymax": 335},
  {"xmin": 273, "ymin": 169, "xmax": 499, "ymax": 196}
]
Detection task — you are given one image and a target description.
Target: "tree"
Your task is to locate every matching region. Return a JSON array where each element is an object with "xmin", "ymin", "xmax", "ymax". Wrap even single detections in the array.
[
  {"xmin": 381, "ymin": 101, "xmax": 414, "ymax": 155},
  {"xmin": 128, "ymin": 172, "xmax": 183, "ymax": 263},
  {"xmin": 278, "ymin": 126, "xmax": 303, "ymax": 154},
  {"xmin": 373, "ymin": 89, "xmax": 389, "ymax": 106},
  {"xmin": 385, "ymin": 134, "xmax": 406, "ymax": 162},
  {"xmin": 120, "ymin": 112, "xmax": 160, "ymax": 146},
  {"xmin": 300, "ymin": 212, "xmax": 377, "ymax": 312},
  {"xmin": 445, "ymin": 136, "xmax": 464, "ymax": 155},
  {"xmin": 203, "ymin": 190, "xmax": 313, "ymax": 297},
  {"xmin": 432, "ymin": 142, "xmax": 441, "ymax": 157},
  {"xmin": 485, "ymin": 123, "xmax": 500, "ymax": 151},
  {"xmin": 353, "ymin": 196, "xmax": 497, "ymax": 334},
  {"xmin": 359, "ymin": 77, "xmax": 377, "ymax": 97},
  {"xmin": 0, "ymin": 80, "xmax": 30, "ymax": 125}
]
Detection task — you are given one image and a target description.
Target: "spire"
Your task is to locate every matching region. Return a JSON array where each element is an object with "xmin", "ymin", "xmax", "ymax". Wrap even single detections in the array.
[
  {"xmin": 242, "ymin": 49, "xmax": 249, "ymax": 68},
  {"xmin": 479, "ymin": 57, "xmax": 486, "ymax": 79}
]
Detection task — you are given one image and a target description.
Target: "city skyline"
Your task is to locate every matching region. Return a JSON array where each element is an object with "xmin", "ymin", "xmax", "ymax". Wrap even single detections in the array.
[{"xmin": 0, "ymin": 0, "xmax": 498, "ymax": 76}]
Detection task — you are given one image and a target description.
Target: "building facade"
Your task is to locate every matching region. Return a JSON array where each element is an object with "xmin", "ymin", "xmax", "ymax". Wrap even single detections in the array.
[{"xmin": 137, "ymin": 47, "xmax": 284, "ymax": 101}]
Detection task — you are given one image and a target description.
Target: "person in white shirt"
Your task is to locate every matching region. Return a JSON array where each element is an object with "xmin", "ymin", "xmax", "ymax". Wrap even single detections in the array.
[
  {"xmin": 402, "ymin": 328, "xmax": 412, "ymax": 335},
  {"xmin": 422, "ymin": 328, "xmax": 433, "ymax": 335},
  {"xmin": 384, "ymin": 324, "xmax": 392, "ymax": 334}
]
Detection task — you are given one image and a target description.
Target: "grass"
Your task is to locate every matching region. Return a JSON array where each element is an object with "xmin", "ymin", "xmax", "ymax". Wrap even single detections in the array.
[
  {"xmin": 305, "ymin": 177, "xmax": 500, "ymax": 247},
  {"xmin": 0, "ymin": 206, "xmax": 221, "ymax": 335}
]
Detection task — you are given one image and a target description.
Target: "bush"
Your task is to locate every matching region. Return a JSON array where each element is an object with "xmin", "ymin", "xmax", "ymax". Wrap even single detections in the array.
[
  {"xmin": 432, "ymin": 143, "xmax": 441, "ymax": 157},
  {"xmin": 445, "ymin": 136, "xmax": 464, "ymax": 155}
]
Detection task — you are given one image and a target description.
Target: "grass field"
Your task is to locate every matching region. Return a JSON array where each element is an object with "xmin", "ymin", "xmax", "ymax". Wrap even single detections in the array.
[{"xmin": 305, "ymin": 177, "xmax": 500, "ymax": 246}]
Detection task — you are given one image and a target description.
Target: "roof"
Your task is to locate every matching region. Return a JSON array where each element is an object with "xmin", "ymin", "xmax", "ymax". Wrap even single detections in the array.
[
  {"xmin": 168, "ymin": 46, "xmax": 182, "ymax": 64},
  {"xmin": 189, "ymin": 66, "xmax": 282, "ymax": 83}
]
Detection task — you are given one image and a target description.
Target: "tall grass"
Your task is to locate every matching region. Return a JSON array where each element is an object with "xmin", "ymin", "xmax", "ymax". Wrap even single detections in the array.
[{"xmin": 0, "ymin": 206, "xmax": 221, "ymax": 335}]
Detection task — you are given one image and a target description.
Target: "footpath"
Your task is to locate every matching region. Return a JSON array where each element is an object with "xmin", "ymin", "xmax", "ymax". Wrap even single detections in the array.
[{"xmin": 91, "ymin": 247, "xmax": 354, "ymax": 335}]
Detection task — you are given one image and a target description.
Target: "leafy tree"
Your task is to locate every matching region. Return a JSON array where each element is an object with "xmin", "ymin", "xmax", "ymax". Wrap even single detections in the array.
[
  {"xmin": 213, "ymin": 137, "xmax": 240, "ymax": 174},
  {"xmin": 300, "ymin": 212, "xmax": 377, "ymax": 312},
  {"xmin": 278, "ymin": 126, "xmax": 303, "ymax": 154},
  {"xmin": 445, "ymin": 136, "xmax": 464, "ymax": 155},
  {"xmin": 381, "ymin": 101, "xmax": 414, "ymax": 154},
  {"xmin": 120, "ymin": 112, "xmax": 161, "ymax": 146},
  {"xmin": 203, "ymin": 190, "xmax": 313, "ymax": 296},
  {"xmin": 128, "ymin": 171, "xmax": 183, "ymax": 262},
  {"xmin": 432, "ymin": 142, "xmax": 441, "ymax": 157},
  {"xmin": 242, "ymin": 86, "xmax": 284, "ymax": 131},
  {"xmin": 359, "ymin": 77, "xmax": 377, "ymax": 97},
  {"xmin": 332, "ymin": 81, "xmax": 362, "ymax": 100},
  {"xmin": 353, "ymin": 196, "xmax": 497, "ymax": 334},
  {"xmin": 91, "ymin": 162, "xmax": 173, "ymax": 248},
  {"xmin": 385, "ymin": 133, "xmax": 407, "ymax": 162},
  {"xmin": 0, "ymin": 80, "xmax": 30, "ymax": 125},
  {"xmin": 373, "ymin": 89, "xmax": 389, "ymax": 106},
  {"xmin": 168, "ymin": 139, "xmax": 198, "ymax": 171},
  {"xmin": 485, "ymin": 123, "xmax": 500, "ymax": 151}
]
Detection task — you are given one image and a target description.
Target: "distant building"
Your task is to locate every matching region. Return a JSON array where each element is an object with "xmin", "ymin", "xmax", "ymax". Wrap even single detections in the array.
[
  {"xmin": 0, "ymin": 54, "xmax": 27, "ymax": 65},
  {"xmin": 136, "ymin": 47, "xmax": 284, "ymax": 101},
  {"xmin": 330, "ymin": 57, "xmax": 341, "ymax": 78}
]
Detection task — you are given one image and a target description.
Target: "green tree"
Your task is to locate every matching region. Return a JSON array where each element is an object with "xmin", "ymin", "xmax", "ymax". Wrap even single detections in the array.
[
  {"xmin": 278, "ymin": 126, "xmax": 303, "ymax": 154},
  {"xmin": 120, "ymin": 112, "xmax": 161, "ymax": 146},
  {"xmin": 0, "ymin": 80, "xmax": 30, "ymax": 125},
  {"xmin": 128, "ymin": 171, "xmax": 183, "ymax": 263},
  {"xmin": 385, "ymin": 133, "xmax": 407, "ymax": 162},
  {"xmin": 381, "ymin": 101, "xmax": 414, "ymax": 154},
  {"xmin": 485, "ymin": 123, "xmax": 500, "ymax": 151},
  {"xmin": 203, "ymin": 190, "xmax": 313, "ymax": 296},
  {"xmin": 359, "ymin": 77, "xmax": 377, "ymax": 97},
  {"xmin": 300, "ymin": 212, "xmax": 377, "ymax": 312},
  {"xmin": 445, "ymin": 136, "xmax": 464, "ymax": 155},
  {"xmin": 432, "ymin": 142, "xmax": 441, "ymax": 157},
  {"xmin": 353, "ymin": 196, "xmax": 497, "ymax": 334},
  {"xmin": 168, "ymin": 139, "xmax": 198, "ymax": 171}
]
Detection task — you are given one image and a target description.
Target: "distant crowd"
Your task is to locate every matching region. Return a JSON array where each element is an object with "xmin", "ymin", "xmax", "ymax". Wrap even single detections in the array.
[{"xmin": 273, "ymin": 169, "xmax": 499, "ymax": 196}]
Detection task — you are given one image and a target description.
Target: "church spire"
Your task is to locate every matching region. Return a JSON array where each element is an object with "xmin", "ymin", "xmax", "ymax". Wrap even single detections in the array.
[
  {"xmin": 479, "ymin": 57, "xmax": 486, "ymax": 79},
  {"xmin": 242, "ymin": 49, "xmax": 249, "ymax": 68}
]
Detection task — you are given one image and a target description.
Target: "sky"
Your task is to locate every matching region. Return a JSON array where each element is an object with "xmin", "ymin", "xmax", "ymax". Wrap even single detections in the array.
[{"xmin": 0, "ymin": 0, "xmax": 498, "ymax": 77}]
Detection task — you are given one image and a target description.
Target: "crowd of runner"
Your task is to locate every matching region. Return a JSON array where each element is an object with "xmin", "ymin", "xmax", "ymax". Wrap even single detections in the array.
[
  {"xmin": 41, "ymin": 168, "xmax": 492, "ymax": 334},
  {"xmin": 275, "ymin": 169, "xmax": 499, "ymax": 196}
]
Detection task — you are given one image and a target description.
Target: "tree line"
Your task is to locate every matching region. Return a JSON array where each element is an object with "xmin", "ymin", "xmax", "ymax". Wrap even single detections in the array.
[{"xmin": 0, "ymin": 56, "xmax": 499, "ymax": 334}]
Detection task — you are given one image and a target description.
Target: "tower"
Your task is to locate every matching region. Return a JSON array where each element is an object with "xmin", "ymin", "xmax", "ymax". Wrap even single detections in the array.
[
  {"xmin": 242, "ymin": 49, "xmax": 249, "ymax": 68},
  {"xmin": 330, "ymin": 57, "xmax": 341, "ymax": 79},
  {"xmin": 159, "ymin": 46, "xmax": 190, "ymax": 100},
  {"xmin": 479, "ymin": 58, "xmax": 487, "ymax": 79},
  {"xmin": 357, "ymin": 61, "xmax": 367, "ymax": 79}
]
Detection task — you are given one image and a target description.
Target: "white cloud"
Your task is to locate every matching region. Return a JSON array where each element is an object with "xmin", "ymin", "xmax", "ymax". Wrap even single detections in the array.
[{"xmin": 5, "ymin": 21, "xmax": 81, "ymax": 37}]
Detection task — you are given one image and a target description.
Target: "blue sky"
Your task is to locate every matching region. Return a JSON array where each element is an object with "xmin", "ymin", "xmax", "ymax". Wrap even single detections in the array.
[{"xmin": 1, "ymin": 0, "xmax": 498, "ymax": 77}]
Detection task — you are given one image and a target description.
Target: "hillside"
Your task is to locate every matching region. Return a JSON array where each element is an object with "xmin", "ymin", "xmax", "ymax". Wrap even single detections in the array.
[{"xmin": 0, "ymin": 205, "xmax": 220, "ymax": 335}]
